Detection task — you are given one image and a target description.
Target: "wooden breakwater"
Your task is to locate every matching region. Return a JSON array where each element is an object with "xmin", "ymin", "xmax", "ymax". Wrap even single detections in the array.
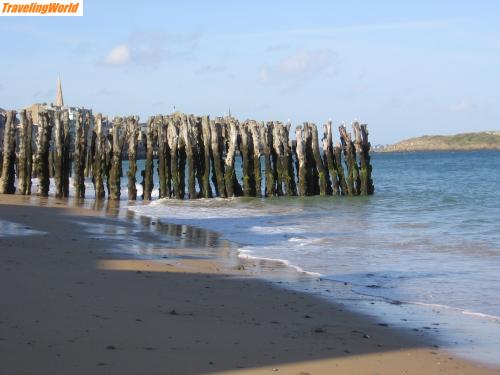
[{"xmin": 0, "ymin": 109, "xmax": 374, "ymax": 200}]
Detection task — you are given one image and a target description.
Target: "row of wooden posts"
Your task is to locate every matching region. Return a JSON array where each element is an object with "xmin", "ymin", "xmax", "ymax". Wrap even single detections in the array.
[{"xmin": 0, "ymin": 109, "xmax": 374, "ymax": 200}]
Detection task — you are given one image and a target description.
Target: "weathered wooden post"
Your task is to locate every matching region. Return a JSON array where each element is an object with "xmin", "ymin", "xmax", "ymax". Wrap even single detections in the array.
[
  {"xmin": 339, "ymin": 124, "xmax": 360, "ymax": 195},
  {"xmin": 73, "ymin": 111, "xmax": 88, "ymax": 198},
  {"xmin": 176, "ymin": 115, "xmax": 186, "ymax": 200},
  {"xmin": 323, "ymin": 121, "xmax": 340, "ymax": 195},
  {"xmin": 125, "ymin": 116, "xmax": 140, "ymax": 200},
  {"xmin": 353, "ymin": 122, "xmax": 374, "ymax": 195},
  {"xmin": 281, "ymin": 122, "xmax": 297, "ymax": 196},
  {"xmin": 200, "ymin": 116, "xmax": 212, "ymax": 198},
  {"xmin": 183, "ymin": 115, "xmax": 196, "ymax": 199},
  {"xmin": 17, "ymin": 110, "xmax": 33, "ymax": 195},
  {"xmin": 62, "ymin": 110, "xmax": 71, "ymax": 197},
  {"xmin": 109, "ymin": 116, "xmax": 126, "ymax": 200},
  {"xmin": 210, "ymin": 118, "xmax": 226, "ymax": 198},
  {"xmin": 0, "ymin": 110, "xmax": 17, "ymax": 194},
  {"xmin": 35, "ymin": 111, "xmax": 53, "ymax": 196},
  {"xmin": 271, "ymin": 123, "xmax": 284, "ymax": 195},
  {"xmin": 295, "ymin": 125, "xmax": 307, "ymax": 196},
  {"xmin": 53, "ymin": 110, "xmax": 64, "ymax": 197},
  {"xmin": 156, "ymin": 115, "xmax": 169, "ymax": 198},
  {"xmin": 92, "ymin": 113, "xmax": 106, "ymax": 199},
  {"xmin": 249, "ymin": 121, "xmax": 262, "ymax": 197},
  {"xmin": 167, "ymin": 117, "xmax": 181, "ymax": 199},
  {"xmin": 310, "ymin": 123, "xmax": 328, "ymax": 196},
  {"xmin": 144, "ymin": 116, "xmax": 155, "ymax": 201},
  {"xmin": 224, "ymin": 118, "xmax": 241, "ymax": 197},
  {"xmin": 260, "ymin": 122, "xmax": 275, "ymax": 197},
  {"xmin": 240, "ymin": 121, "xmax": 256, "ymax": 197},
  {"xmin": 104, "ymin": 128, "xmax": 112, "ymax": 197}
]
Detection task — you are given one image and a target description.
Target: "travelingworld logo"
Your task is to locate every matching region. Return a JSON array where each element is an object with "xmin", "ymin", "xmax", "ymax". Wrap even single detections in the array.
[{"xmin": 1, "ymin": 0, "xmax": 83, "ymax": 16}]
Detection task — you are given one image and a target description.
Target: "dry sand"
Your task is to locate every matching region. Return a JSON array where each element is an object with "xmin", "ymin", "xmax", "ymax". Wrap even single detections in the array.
[{"xmin": 0, "ymin": 194, "xmax": 498, "ymax": 375}]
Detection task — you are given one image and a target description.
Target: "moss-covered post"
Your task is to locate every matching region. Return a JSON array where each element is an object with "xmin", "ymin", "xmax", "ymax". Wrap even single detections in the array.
[
  {"xmin": 323, "ymin": 121, "xmax": 340, "ymax": 195},
  {"xmin": 271, "ymin": 123, "xmax": 284, "ymax": 195},
  {"xmin": 260, "ymin": 122, "xmax": 275, "ymax": 197},
  {"xmin": 53, "ymin": 110, "xmax": 64, "ymax": 197},
  {"xmin": 281, "ymin": 122, "xmax": 297, "ymax": 196},
  {"xmin": 144, "ymin": 116, "xmax": 155, "ymax": 201},
  {"xmin": 339, "ymin": 124, "xmax": 359, "ymax": 195},
  {"xmin": 182, "ymin": 115, "xmax": 196, "ymax": 199},
  {"xmin": 35, "ymin": 111, "xmax": 53, "ymax": 197},
  {"xmin": 0, "ymin": 110, "xmax": 17, "ymax": 194},
  {"xmin": 109, "ymin": 116, "xmax": 126, "ymax": 200},
  {"xmin": 156, "ymin": 115, "xmax": 169, "ymax": 198},
  {"xmin": 92, "ymin": 113, "xmax": 106, "ymax": 199},
  {"xmin": 200, "ymin": 115, "xmax": 212, "ymax": 198},
  {"xmin": 249, "ymin": 121, "xmax": 262, "ymax": 197},
  {"xmin": 210, "ymin": 118, "xmax": 226, "ymax": 198},
  {"xmin": 25, "ymin": 111, "xmax": 34, "ymax": 194},
  {"xmin": 240, "ymin": 121, "xmax": 256, "ymax": 197},
  {"xmin": 167, "ymin": 117, "xmax": 181, "ymax": 199},
  {"xmin": 310, "ymin": 123, "xmax": 328, "ymax": 196},
  {"xmin": 353, "ymin": 122, "xmax": 374, "ymax": 195},
  {"xmin": 126, "ymin": 116, "xmax": 140, "ymax": 200},
  {"xmin": 73, "ymin": 111, "xmax": 86, "ymax": 198},
  {"xmin": 62, "ymin": 110, "xmax": 71, "ymax": 197},
  {"xmin": 295, "ymin": 125, "xmax": 307, "ymax": 196},
  {"xmin": 17, "ymin": 110, "xmax": 33, "ymax": 195}
]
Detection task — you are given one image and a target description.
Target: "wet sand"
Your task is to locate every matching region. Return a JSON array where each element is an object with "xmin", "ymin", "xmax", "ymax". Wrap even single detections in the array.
[{"xmin": 0, "ymin": 194, "xmax": 498, "ymax": 375}]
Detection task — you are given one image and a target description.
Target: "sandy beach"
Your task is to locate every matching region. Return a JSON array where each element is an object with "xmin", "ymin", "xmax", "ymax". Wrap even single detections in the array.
[{"xmin": 0, "ymin": 194, "xmax": 498, "ymax": 375}]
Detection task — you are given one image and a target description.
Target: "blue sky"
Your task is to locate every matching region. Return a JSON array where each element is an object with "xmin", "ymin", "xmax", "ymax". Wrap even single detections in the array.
[{"xmin": 1, "ymin": 0, "xmax": 500, "ymax": 143}]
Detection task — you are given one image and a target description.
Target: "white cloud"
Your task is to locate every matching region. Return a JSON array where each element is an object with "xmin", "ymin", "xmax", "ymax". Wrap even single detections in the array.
[
  {"xmin": 259, "ymin": 49, "xmax": 334, "ymax": 85},
  {"xmin": 105, "ymin": 44, "xmax": 131, "ymax": 65},
  {"xmin": 102, "ymin": 31, "xmax": 202, "ymax": 68}
]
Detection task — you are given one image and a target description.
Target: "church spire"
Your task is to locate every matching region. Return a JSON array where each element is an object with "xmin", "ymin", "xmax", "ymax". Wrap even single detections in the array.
[{"xmin": 55, "ymin": 77, "xmax": 64, "ymax": 107}]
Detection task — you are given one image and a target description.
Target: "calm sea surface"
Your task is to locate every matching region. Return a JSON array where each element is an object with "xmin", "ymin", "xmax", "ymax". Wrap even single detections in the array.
[{"xmin": 128, "ymin": 151, "xmax": 500, "ymax": 365}]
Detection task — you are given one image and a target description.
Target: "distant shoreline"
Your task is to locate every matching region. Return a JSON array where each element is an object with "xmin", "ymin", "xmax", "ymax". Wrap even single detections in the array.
[{"xmin": 374, "ymin": 131, "xmax": 500, "ymax": 153}]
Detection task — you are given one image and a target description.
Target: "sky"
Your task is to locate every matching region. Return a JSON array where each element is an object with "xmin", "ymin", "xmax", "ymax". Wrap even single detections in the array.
[{"xmin": 1, "ymin": 0, "xmax": 500, "ymax": 144}]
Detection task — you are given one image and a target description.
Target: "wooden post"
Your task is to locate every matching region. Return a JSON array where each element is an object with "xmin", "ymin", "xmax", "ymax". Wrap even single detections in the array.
[
  {"xmin": 200, "ymin": 115, "xmax": 212, "ymax": 198},
  {"xmin": 281, "ymin": 122, "xmax": 297, "ymax": 196},
  {"xmin": 334, "ymin": 143, "xmax": 349, "ymax": 195},
  {"xmin": 224, "ymin": 118, "xmax": 241, "ymax": 197},
  {"xmin": 104, "ymin": 127, "xmax": 112, "ymax": 197},
  {"xmin": 295, "ymin": 125, "xmax": 307, "ymax": 196},
  {"xmin": 177, "ymin": 116, "xmax": 186, "ymax": 200},
  {"xmin": 0, "ymin": 110, "xmax": 17, "ymax": 194},
  {"xmin": 26, "ymin": 111, "xmax": 34, "ymax": 195},
  {"xmin": 144, "ymin": 116, "xmax": 155, "ymax": 201},
  {"xmin": 249, "ymin": 121, "xmax": 262, "ymax": 197},
  {"xmin": 92, "ymin": 113, "xmax": 106, "ymax": 199},
  {"xmin": 303, "ymin": 123, "xmax": 319, "ymax": 195},
  {"xmin": 35, "ymin": 111, "xmax": 53, "ymax": 197},
  {"xmin": 339, "ymin": 124, "xmax": 360, "ymax": 195},
  {"xmin": 353, "ymin": 122, "xmax": 374, "ymax": 195},
  {"xmin": 323, "ymin": 121, "xmax": 340, "ymax": 195},
  {"xmin": 125, "ymin": 116, "xmax": 140, "ymax": 200},
  {"xmin": 261, "ymin": 122, "xmax": 275, "ymax": 197},
  {"xmin": 156, "ymin": 115, "xmax": 169, "ymax": 198},
  {"xmin": 167, "ymin": 117, "xmax": 181, "ymax": 199},
  {"xmin": 271, "ymin": 122, "xmax": 284, "ymax": 195},
  {"xmin": 210, "ymin": 118, "xmax": 226, "ymax": 198},
  {"xmin": 53, "ymin": 110, "xmax": 64, "ymax": 197},
  {"xmin": 240, "ymin": 121, "xmax": 256, "ymax": 197},
  {"xmin": 310, "ymin": 123, "xmax": 328, "ymax": 196},
  {"xmin": 62, "ymin": 110, "xmax": 71, "ymax": 197},
  {"xmin": 183, "ymin": 115, "xmax": 196, "ymax": 199},
  {"xmin": 73, "ymin": 111, "xmax": 87, "ymax": 198},
  {"xmin": 17, "ymin": 110, "xmax": 33, "ymax": 195},
  {"xmin": 109, "ymin": 116, "xmax": 126, "ymax": 200}
]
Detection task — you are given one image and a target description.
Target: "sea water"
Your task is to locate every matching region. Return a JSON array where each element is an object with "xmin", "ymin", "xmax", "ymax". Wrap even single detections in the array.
[{"xmin": 127, "ymin": 151, "xmax": 500, "ymax": 365}]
